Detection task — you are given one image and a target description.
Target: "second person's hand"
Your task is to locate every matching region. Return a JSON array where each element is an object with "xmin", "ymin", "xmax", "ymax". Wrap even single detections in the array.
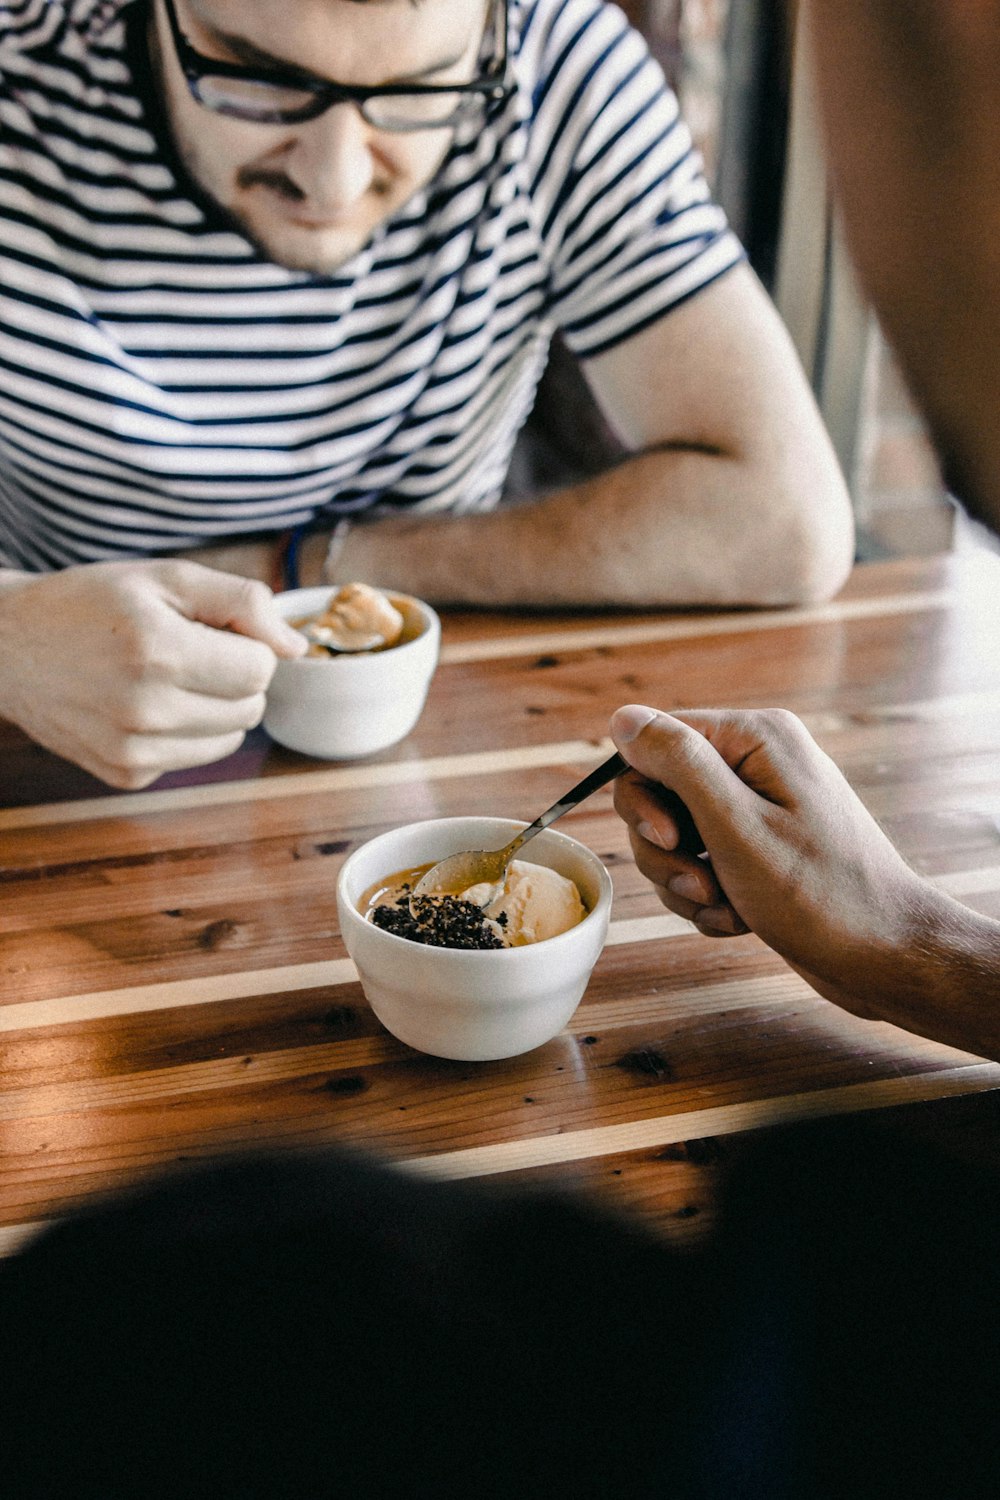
[
  {"xmin": 0, "ymin": 559, "xmax": 307, "ymax": 788},
  {"xmin": 608, "ymin": 702, "xmax": 940, "ymax": 1023}
]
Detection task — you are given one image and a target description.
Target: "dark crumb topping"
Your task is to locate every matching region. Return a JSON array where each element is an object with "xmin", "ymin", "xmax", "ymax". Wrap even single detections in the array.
[{"xmin": 370, "ymin": 889, "xmax": 509, "ymax": 950}]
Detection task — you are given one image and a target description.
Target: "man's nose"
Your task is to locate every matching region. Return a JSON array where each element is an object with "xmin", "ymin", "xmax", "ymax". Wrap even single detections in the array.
[{"xmin": 284, "ymin": 103, "xmax": 375, "ymax": 212}]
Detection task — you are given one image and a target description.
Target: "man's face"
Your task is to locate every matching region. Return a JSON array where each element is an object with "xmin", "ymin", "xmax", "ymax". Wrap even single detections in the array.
[{"xmin": 150, "ymin": 0, "xmax": 488, "ymax": 275}]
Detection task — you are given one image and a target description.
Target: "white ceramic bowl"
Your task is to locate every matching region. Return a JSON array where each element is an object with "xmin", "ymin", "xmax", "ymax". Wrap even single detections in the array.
[
  {"xmin": 336, "ymin": 816, "xmax": 613, "ymax": 1061},
  {"xmin": 263, "ymin": 586, "xmax": 440, "ymax": 759}
]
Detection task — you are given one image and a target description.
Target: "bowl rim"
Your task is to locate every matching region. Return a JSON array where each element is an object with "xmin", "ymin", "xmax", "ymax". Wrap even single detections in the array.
[{"xmin": 336, "ymin": 815, "xmax": 613, "ymax": 962}]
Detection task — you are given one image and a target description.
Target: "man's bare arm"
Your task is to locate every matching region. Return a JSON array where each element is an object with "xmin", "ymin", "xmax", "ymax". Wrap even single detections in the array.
[
  {"xmin": 182, "ymin": 267, "xmax": 854, "ymax": 608},
  {"xmin": 317, "ymin": 266, "xmax": 855, "ymax": 607}
]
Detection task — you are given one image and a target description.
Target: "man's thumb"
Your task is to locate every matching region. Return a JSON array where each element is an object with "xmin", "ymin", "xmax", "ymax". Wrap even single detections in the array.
[{"xmin": 609, "ymin": 703, "xmax": 750, "ymax": 832}]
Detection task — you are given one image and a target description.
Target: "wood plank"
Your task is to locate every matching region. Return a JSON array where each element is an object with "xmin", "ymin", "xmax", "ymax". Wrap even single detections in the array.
[
  {"xmin": 3, "ymin": 959, "xmax": 994, "ymax": 1225},
  {"xmin": 0, "ymin": 911, "xmax": 695, "ymax": 1031}
]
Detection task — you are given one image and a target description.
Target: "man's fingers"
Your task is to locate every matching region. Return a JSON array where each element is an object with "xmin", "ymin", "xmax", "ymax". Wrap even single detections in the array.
[
  {"xmin": 121, "ymin": 686, "xmax": 268, "ymax": 738},
  {"xmin": 161, "ymin": 563, "xmax": 307, "ymax": 659},
  {"xmin": 610, "ymin": 702, "xmax": 827, "ymax": 830},
  {"xmin": 613, "ymin": 772, "xmax": 704, "ymax": 856},
  {"xmin": 625, "ymin": 823, "xmax": 724, "ymax": 907},
  {"xmin": 695, "ymin": 904, "xmax": 750, "ymax": 937},
  {"xmin": 171, "ymin": 626, "xmax": 280, "ymax": 699},
  {"xmin": 85, "ymin": 730, "xmax": 249, "ymax": 790}
]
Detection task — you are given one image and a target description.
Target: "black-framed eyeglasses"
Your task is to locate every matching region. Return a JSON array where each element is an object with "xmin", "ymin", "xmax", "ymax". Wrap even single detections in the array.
[{"xmin": 161, "ymin": 0, "xmax": 511, "ymax": 132}]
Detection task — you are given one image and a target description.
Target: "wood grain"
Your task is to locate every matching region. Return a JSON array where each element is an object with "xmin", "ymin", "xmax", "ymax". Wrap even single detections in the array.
[{"xmin": 2, "ymin": 553, "xmax": 1000, "ymax": 1249}]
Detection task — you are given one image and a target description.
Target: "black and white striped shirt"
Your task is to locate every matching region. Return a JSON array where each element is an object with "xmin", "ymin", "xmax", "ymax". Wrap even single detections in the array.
[{"xmin": 0, "ymin": 0, "xmax": 743, "ymax": 571}]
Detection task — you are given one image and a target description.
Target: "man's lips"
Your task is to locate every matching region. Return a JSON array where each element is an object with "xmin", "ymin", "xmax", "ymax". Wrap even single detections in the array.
[{"xmin": 286, "ymin": 211, "xmax": 356, "ymax": 228}]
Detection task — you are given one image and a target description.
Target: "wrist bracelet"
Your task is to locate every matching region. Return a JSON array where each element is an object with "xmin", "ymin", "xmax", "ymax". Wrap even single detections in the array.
[{"xmin": 322, "ymin": 518, "xmax": 353, "ymax": 584}]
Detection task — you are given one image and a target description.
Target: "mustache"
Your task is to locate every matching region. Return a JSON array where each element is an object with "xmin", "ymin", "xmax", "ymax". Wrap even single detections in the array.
[
  {"xmin": 235, "ymin": 165, "xmax": 391, "ymax": 205},
  {"xmin": 236, "ymin": 166, "xmax": 304, "ymax": 201}
]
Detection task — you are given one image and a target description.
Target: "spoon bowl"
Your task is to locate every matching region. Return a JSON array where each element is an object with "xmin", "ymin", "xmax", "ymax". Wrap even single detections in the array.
[
  {"xmin": 411, "ymin": 840, "xmax": 522, "ymax": 909},
  {"xmin": 301, "ymin": 623, "xmax": 385, "ymax": 654},
  {"xmin": 411, "ymin": 750, "xmax": 628, "ymax": 909}
]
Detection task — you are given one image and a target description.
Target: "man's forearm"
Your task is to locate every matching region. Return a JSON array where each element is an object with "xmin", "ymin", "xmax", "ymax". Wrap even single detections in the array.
[
  {"xmin": 169, "ymin": 426, "xmax": 854, "ymax": 608},
  {"xmin": 330, "ymin": 445, "xmax": 855, "ymax": 609},
  {"xmin": 170, "ymin": 539, "xmax": 279, "ymax": 586}
]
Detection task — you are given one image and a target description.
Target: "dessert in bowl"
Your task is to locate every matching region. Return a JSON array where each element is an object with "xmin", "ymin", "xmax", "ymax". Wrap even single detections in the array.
[
  {"xmin": 263, "ymin": 583, "xmax": 440, "ymax": 759},
  {"xmin": 336, "ymin": 816, "xmax": 613, "ymax": 1061}
]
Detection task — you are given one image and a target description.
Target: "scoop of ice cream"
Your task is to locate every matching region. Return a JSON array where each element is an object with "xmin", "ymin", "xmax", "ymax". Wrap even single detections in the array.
[
  {"xmin": 362, "ymin": 859, "xmax": 586, "ymax": 950},
  {"xmin": 307, "ymin": 583, "xmax": 404, "ymax": 652},
  {"xmin": 463, "ymin": 860, "xmax": 586, "ymax": 947}
]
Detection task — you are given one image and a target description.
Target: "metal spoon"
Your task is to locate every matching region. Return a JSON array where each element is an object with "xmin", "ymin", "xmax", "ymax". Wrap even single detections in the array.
[
  {"xmin": 301, "ymin": 623, "xmax": 385, "ymax": 654},
  {"xmin": 411, "ymin": 750, "xmax": 629, "ymax": 908}
]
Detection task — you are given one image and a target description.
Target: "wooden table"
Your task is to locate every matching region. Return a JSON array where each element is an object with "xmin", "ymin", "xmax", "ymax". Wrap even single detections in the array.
[{"xmin": 3, "ymin": 552, "xmax": 1000, "ymax": 1258}]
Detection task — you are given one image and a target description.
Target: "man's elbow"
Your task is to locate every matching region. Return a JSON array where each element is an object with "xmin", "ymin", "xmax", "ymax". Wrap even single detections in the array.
[
  {"xmin": 786, "ymin": 509, "xmax": 856, "ymax": 605},
  {"xmin": 769, "ymin": 472, "xmax": 857, "ymax": 606}
]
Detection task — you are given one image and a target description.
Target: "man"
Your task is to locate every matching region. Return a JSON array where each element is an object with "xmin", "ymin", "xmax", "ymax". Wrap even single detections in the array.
[
  {"xmin": 611, "ymin": 0, "xmax": 1000, "ymax": 1063},
  {"xmin": 0, "ymin": 0, "xmax": 852, "ymax": 788}
]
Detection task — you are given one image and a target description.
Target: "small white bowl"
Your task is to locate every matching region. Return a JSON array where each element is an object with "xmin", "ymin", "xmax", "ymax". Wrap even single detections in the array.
[
  {"xmin": 263, "ymin": 586, "xmax": 440, "ymax": 759},
  {"xmin": 336, "ymin": 816, "xmax": 613, "ymax": 1061}
]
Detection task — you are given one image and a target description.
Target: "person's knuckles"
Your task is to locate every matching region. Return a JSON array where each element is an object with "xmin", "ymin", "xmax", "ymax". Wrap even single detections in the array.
[
  {"xmin": 203, "ymin": 573, "xmax": 285, "ymax": 645},
  {"xmin": 235, "ymin": 692, "xmax": 268, "ymax": 730},
  {"xmin": 236, "ymin": 639, "xmax": 279, "ymax": 694},
  {"xmin": 110, "ymin": 611, "xmax": 185, "ymax": 684},
  {"xmin": 154, "ymin": 557, "xmax": 216, "ymax": 597},
  {"xmin": 199, "ymin": 631, "xmax": 277, "ymax": 695},
  {"xmin": 754, "ymin": 706, "xmax": 816, "ymax": 749},
  {"xmin": 161, "ymin": 563, "xmax": 282, "ymax": 643},
  {"xmin": 121, "ymin": 686, "xmax": 266, "ymax": 737},
  {"xmin": 114, "ymin": 682, "xmax": 185, "ymax": 735},
  {"xmin": 226, "ymin": 574, "xmax": 276, "ymax": 624},
  {"xmin": 733, "ymin": 706, "xmax": 830, "ymax": 788}
]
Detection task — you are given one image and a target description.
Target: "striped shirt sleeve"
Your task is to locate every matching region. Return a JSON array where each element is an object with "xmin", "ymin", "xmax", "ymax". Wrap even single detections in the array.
[{"xmin": 522, "ymin": 0, "xmax": 744, "ymax": 358}]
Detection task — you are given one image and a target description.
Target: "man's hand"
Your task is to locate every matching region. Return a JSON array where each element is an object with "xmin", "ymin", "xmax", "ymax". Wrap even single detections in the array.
[
  {"xmin": 609, "ymin": 702, "xmax": 1000, "ymax": 1058},
  {"xmin": 0, "ymin": 561, "xmax": 307, "ymax": 788}
]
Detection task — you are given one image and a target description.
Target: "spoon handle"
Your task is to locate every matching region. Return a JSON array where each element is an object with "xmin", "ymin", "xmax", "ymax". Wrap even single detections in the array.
[{"xmin": 507, "ymin": 750, "xmax": 630, "ymax": 858}]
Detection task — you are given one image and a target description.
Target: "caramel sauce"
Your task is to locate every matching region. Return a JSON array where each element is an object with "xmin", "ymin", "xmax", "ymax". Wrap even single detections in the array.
[{"xmin": 359, "ymin": 864, "xmax": 434, "ymax": 917}]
